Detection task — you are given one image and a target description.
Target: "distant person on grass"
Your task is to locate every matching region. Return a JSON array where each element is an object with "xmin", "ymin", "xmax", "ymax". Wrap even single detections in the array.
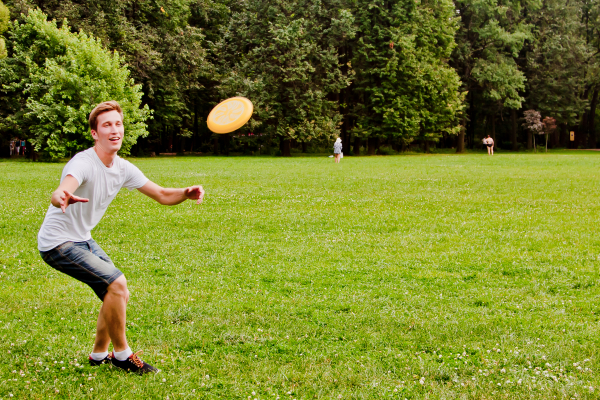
[
  {"xmin": 37, "ymin": 101, "xmax": 205, "ymax": 374},
  {"xmin": 333, "ymin": 137, "xmax": 342, "ymax": 163},
  {"xmin": 484, "ymin": 135, "xmax": 494, "ymax": 155}
]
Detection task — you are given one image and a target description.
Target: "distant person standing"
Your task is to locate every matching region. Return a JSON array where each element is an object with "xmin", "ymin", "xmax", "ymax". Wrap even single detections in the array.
[
  {"xmin": 21, "ymin": 139, "xmax": 26, "ymax": 156},
  {"xmin": 333, "ymin": 138, "xmax": 342, "ymax": 163},
  {"xmin": 484, "ymin": 135, "xmax": 494, "ymax": 155},
  {"xmin": 15, "ymin": 138, "xmax": 20, "ymax": 156},
  {"xmin": 9, "ymin": 140, "xmax": 15, "ymax": 156}
]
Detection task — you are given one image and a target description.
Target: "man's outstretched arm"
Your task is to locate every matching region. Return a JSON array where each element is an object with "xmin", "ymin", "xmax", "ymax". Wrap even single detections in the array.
[
  {"xmin": 137, "ymin": 181, "xmax": 205, "ymax": 205},
  {"xmin": 51, "ymin": 175, "xmax": 89, "ymax": 213}
]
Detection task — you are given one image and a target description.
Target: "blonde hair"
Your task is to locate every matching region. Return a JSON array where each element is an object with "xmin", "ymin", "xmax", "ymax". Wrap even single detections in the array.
[{"xmin": 89, "ymin": 101, "xmax": 123, "ymax": 131}]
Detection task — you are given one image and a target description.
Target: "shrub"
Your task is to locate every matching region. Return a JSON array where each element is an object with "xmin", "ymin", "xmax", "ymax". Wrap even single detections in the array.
[{"xmin": 0, "ymin": 9, "xmax": 151, "ymax": 160}]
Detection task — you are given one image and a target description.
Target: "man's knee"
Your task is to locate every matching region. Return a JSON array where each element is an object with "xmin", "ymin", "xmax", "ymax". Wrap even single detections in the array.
[{"xmin": 107, "ymin": 275, "xmax": 130, "ymax": 302}]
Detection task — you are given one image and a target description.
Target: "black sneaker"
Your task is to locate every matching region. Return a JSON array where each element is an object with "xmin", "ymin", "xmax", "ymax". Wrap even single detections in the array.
[
  {"xmin": 88, "ymin": 354, "xmax": 112, "ymax": 366},
  {"xmin": 110, "ymin": 351, "xmax": 158, "ymax": 375}
]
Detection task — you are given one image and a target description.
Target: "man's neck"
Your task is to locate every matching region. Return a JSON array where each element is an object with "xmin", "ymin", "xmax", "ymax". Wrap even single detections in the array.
[{"xmin": 93, "ymin": 146, "xmax": 117, "ymax": 168}]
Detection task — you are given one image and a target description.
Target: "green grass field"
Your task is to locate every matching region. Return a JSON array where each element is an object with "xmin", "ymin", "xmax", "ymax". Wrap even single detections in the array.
[{"xmin": 1, "ymin": 152, "xmax": 600, "ymax": 399}]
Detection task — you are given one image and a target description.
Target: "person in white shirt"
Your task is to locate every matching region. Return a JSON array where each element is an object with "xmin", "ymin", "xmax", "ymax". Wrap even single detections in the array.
[{"xmin": 38, "ymin": 101, "xmax": 205, "ymax": 374}]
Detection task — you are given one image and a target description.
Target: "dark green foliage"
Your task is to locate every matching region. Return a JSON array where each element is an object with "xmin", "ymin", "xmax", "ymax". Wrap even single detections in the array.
[
  {"xmin": 0, "ymin": 1, "xmax": 7, "ymax": 59},
  {"xmin": 219, "ymin": 0, "xmax": 355, "ymax": 151},
  {"xmin": 349, "ymin": 0, "xmax": 463, "ymax": 145},
  {"xmin": 2, "ymin": 0, "xmax": 599, "ymax": 155},
  {"xmin": 0, "ymin": 9, "xmax": 150, "ymax": 160},
  {"xmin": 5, "ymin": 0, "xmax": 214, "ymax": 153}
]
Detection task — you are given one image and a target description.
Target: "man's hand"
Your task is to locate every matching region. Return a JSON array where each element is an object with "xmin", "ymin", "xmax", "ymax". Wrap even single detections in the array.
[
  {"xmin": 57, "ymin": 190, "xmax": 89, "ymax": 213},
  {"xmin": 184, "ymin": 185, "xmax": 205, "ymax": 204}
]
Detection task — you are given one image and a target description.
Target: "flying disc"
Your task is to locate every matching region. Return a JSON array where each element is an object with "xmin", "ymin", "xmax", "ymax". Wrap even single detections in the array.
[{"xmin": 207, "ymin": 97, "xmax": 253, "ymax": 134}]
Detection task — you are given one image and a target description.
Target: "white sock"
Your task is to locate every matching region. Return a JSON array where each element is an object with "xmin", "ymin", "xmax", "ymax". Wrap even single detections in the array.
[
  {"xmin": 90, "ymin": 351, "xmax": 108, "ymax": 361},
  {"xmin": 114, "ymin": 347, "xmax": 133, "ymax": 361}
]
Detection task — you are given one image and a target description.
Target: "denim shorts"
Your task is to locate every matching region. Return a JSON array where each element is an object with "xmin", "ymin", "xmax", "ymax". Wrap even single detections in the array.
[{"xmin": 40, "ymin": 239, "xmax": 123, "ymax": 300}]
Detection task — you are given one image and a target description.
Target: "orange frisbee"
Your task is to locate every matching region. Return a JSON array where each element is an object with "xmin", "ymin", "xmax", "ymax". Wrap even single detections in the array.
[{"xmin": 207, "ymin": 97, "xmax": 254, "ymax": 134}]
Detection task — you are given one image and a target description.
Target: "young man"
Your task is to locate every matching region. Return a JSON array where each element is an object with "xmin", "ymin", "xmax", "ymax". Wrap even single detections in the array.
[{"xmin": 37, "ymin": 101, "xmax": 204, "ymax": 374}]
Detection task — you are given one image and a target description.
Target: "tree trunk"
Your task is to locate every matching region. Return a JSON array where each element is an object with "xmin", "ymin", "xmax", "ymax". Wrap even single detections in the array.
[
  {"xmin": 491, "ymin": 113, "xmax": 496, "ymax": 147},
  {"xmin": 589, "ymin": 87, "xmax": 598, "ymax": 148},
  {"xmin": 578, "ymin": 86, "xmax": 591, "ymax": 148},
  {"xmin": 302, "ymin": 141, "xmax": 308, "ymax": 153},
  {"xmin": 527, "ymin": 131, "xmax": 532, "ymax": 150},
  {"xmin": 456, "ymin": 125, "xmax": 465, "ymax": 153},
  {"xmin": 424, "ymin": 140, "xmax": 430, "ymax": 153},
  {"xmin": 553, "ymin": 125, "xmax": 560, "ymax": 148},
  {"xmin": 511, "ymin": 109, "xmax": 518, "ymax": 151},
  {"xmin": 560, "ymin": 123, "xmax": 568, "ymax": 147},
  {"xmin": 353, "ymin": 137, "xmax": 361, "ymax": 155},
  {"xmin": 222, "ymin": 133, "xmax": 230, "ymax": 156},
  {"xmin": 578, "ymin": 112, "xmax": 588, "ymax": 149},
  {"xmin": 368, "ymin": 137, "xmax": 377, "ymax": 155},
  {"xmin": 280, "ymin": 137, "xmax": 291, "ymax": 157},
  {"xmin": 192, "ymin": 100, "xmax": 199, "ymax": 152},
  {"xmin": 467, "ymin": 92, "xmax": 476, "ymax": 149},
  {"xmin": 213, "ymin": 136, "xmax": 219, "ymax": 155}
]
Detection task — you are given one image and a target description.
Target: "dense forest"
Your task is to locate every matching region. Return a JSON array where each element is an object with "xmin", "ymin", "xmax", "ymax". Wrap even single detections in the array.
[{"xmin": 0, "ymin": 0, "xmax": 599, "ymax": 159}]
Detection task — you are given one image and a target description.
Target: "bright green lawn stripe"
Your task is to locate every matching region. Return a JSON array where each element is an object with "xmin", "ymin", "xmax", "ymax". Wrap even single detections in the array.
[{"xmin": 1, "ymin": 153, "xmax": 600, "ymax": 399}]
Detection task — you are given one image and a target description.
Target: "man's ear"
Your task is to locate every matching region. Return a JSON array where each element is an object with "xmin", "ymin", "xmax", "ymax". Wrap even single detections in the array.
[{"xmin": 90, "ymin": 129, "xmax": 98, "ymax": 140}]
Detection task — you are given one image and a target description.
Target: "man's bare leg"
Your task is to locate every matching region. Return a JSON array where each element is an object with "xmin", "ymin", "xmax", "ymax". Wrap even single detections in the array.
[
  {"xmin": 92, "ymin": 303, "xmax": 111, "ymax": 353},
  {"xmin": 94, "ymin": 275, "xmax": 130, "ymax": 352}
]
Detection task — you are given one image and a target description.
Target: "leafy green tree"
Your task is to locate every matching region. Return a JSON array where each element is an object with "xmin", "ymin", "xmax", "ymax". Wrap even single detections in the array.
[
  {"xmin": 523, "ymin": 0, "xmax": 588, "ymax": 148},
  {"xmin": 0, "ymin": 1, "xmax": 8, "ymax": 59},
  {"xmin": 6, "ymin": 0, "xmax": 214, "ymax": 153},
  {"xmin": 219, "ymin": 0, "xmax": 354, "ymax": 156},
  {"xmin": 348, "ymin": 0, "xmax": 463, "ymax": 154},
  {"xmin": 452, "ymin": 0, "xmax": 531, "ymax": 151},
  {"xmin": 0, "ymin": 9, "xmax": 150, "ymax": 160}
]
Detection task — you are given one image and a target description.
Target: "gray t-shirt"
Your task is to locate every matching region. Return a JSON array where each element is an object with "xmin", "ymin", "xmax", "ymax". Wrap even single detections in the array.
[
  {"xmin": 333, "ymin": 142, "xmax": 342, "ymax": 154},
  {"xmin": 37, "ymin": 148, "xmax": 149, "ymax": 251}
]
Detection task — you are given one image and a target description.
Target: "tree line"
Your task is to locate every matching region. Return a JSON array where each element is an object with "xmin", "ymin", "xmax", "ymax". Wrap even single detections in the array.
[{"xmin": 0, "ymin": 0, "xmax": 598, "ymax": 160}]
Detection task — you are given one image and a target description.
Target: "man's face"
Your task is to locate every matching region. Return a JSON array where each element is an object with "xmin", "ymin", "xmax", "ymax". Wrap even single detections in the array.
[{"xmin": 91, "ymin": 110, "xmax": 124, "ymax": 153}]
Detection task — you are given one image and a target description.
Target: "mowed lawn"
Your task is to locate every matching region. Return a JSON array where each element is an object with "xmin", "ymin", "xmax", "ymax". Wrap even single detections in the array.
[{"xmin": 1, "ymin": 152, "xmax": 600, "ymax": 399}]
